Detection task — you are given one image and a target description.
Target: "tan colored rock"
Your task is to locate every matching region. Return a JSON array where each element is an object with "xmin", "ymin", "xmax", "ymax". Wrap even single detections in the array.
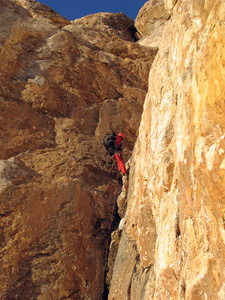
[
  {"xmin": 106, "ymin": 229, "xmax": 122, "ymax": 289},
  {"xmin": 0, "ymin": 0, "xmax": 157, "ymax": 299},
  {"xmin": 13, "ymin": 0, "xmax": 70, "ymax": 27},
  {"xmin": 134, "ymin": 0, "xmax": 170, "ymax": 47},
  {"xmin": 72, "ymin": 12, "xmax": 135, "ymax": 41},
  {"xmin": 117, "ymin": 173, "xmax": 129, "ymax": 218},
  {"xmin": 164, "ymin": 0, "xmax": 178, "ymax": 11},
  {"xmin": 109, "ymin": 0, "xmax": 225, "ymax": 299}
]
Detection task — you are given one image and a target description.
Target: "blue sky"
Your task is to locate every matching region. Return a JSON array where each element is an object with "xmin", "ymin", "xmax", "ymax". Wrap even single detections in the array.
[{"xmin": 37, "ymin": 0, "xmax": 147, "ymax": 21}]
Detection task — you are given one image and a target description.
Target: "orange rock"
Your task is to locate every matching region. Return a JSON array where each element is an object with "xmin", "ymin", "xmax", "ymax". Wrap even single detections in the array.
[
  {"xmin": 109, "ymin": 0, "xmax": 225, "ymax": 299},
  {"xmin": 0, "ymin": 0, "xmax": 156, "ymax": 299}
]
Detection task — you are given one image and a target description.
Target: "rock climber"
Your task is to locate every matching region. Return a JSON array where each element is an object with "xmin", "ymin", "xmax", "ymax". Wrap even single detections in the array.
[
  {"xmin": 113, "ymin": 132, "xmax": 127, "ymax": 175},
  {"xmin": 102, "ymin": 132, "xmax": 127, "ymax": 175}
]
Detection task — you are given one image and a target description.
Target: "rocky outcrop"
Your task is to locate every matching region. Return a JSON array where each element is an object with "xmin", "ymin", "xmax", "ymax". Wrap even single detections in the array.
[
  {"xmin": 4, "ymin": 0, "xmax": 225, "ymax": 298},
  {"xmin": 72, "ymin": 13, "xmax": 135, "ymax": 42},
  {"xmin": 0, "ymin": 1, "xmax": 157, "ymax": 299},
  {"xmin": 109, "ymin": 0, "xmax": 225, "ymax": 299},
  {"xmin": 14, "ymin": 0, "xmax": 70, "ymax": 27},
  {"xmin": 134, "ymin": 0, "xmax": 170, "ymax": 47}
]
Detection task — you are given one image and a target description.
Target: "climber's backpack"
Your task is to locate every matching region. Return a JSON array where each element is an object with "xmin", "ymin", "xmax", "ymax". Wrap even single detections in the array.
[{"xmin": 102, "ymin": 132, "xmax": 118, "ymax": 156}]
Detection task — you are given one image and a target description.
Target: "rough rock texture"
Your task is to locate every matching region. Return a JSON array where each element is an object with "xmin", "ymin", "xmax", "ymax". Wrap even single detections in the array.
[
  {"xmin": 0, "ymin": 1, "xmax": 157, "ymax": 299},
  {"xmin": 109, "ymin": 0, "xmax": 225, "ymax": 299},
  {"xmin": 106, "ymin": 229, "xmax": 122, "ymax": 289},
  {"xmin": 72, "ymin": 13, "xmax": 135, "ymax": 42},
  {"xmin": 134, "ymin": 0, "xmax": 170, "ymax": 47}
]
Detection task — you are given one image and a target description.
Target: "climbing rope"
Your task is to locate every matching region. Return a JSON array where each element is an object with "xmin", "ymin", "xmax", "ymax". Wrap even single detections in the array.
[{"xmin": 99, "ymin": 171, "xmax": 120, "ymax": 300}]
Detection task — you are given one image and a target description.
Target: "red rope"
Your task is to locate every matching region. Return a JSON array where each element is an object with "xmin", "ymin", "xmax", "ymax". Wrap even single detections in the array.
[{"xmin": 99, "ymin": 171, "xmax": 120, "ymax": 300}]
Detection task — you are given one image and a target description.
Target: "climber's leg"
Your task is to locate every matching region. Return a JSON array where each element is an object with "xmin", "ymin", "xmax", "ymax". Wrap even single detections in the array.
[{"xmin": 113, "ymin": 153, "xmax": 127, "ymax": 174}]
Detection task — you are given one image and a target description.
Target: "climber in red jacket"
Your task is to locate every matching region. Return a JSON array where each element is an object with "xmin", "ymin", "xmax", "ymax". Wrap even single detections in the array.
[
  {"xmin": 113, "ymin": 133, "xmax": 127, "ymax": 174},
  {"xmin": 102, "ymin": 132, "xmax": 127, "ymax": 174}
]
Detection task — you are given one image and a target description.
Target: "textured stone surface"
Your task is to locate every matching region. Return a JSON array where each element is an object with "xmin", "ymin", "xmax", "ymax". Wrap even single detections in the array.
[
  {"xmin": 106, "ymin": 229, "xmax": 122, "ymax": 289},
  {"xmin": 0, "ymin": 1, "xmax": 157, "ymax": 299},
  {"xmin": 14, "ymin": 0, "xmax": 70, "ymax": 27},
  {"xmin": 109, "ymin": 0, "xmax": 225, "ymax": 299},
  {"xmin": 134, "ymin": 0, "xmax": 170, "ymax": 47},
  {"xmin": 72, "ymin": 12, "xmax": 135, "ymax": 41}
]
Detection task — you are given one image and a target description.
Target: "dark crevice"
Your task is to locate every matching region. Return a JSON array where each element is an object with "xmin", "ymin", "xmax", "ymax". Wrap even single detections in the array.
[
  {"xmin": 127, "ymin": 277, "xmax": 132, "ymax": 300},
  {"xmin": 0, "ymin": 210, "xmax": 14, "ymax": 217},
  {"xmin": 102, "ymin": 207, "xmax": 121, "ymax": 300},
  {"xmin": 31, "ymin": 253, "xmax": 52, "ymax": 259},
  {"xmin": 176, "ymin": 221, "xmax": 181, "ymax": 238},
  {"xmin": 180, "ymin": 281, "xmax": 186, "ymax": 297},
  {"xmin": 129, "ymin": 24, "xmax": 140, "ymax": 42}
]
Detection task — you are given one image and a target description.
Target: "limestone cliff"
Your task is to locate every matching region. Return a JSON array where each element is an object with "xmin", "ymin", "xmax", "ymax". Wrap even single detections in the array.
[
  {"xmin": 2, "ymin": 0, "xmax": 225, "ymax": 299},
  {"xmin": 109, "ymin": 0, "xmax": 225, "ymax": 299},
  {"xmin": 0, "ymin": 1, "xmax": 157, "ymax": 299}
]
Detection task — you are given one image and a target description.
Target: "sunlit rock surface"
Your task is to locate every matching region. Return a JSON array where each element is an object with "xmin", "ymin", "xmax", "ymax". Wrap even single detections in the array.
[
  {"xmin": 2, "ymin": 0, "xmax": 225, "ymax": 298},
  {"xmin": 134, "ymin": 0, "xmax": 170, "ymax": 47},
  {"xmin": 0, "ymin": 0, "xmax": 157, "ymax": 299},
  {"xmin": 109, "ymin": 0, "xmax": 225, "ymax": 299}
]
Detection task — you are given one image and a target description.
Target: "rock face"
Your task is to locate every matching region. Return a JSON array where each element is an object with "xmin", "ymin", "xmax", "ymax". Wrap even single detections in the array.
[
  {"xmin": 134, "ymin": 0, "xmax": 170, "ymax": 47},
  {"xmin": 109, "ymin": 0, "xmax": 225, "ymax": 299},
  {"xmin": 2, "ymin": 0, "xmax": 225, "ymax": 299},
  {"xmin": 0, "ymin": 1, "xmax": 157, "ymax": 299},
  {"xmin": 72, "ymin": 13, "xmax": 135, "ymax": 42}
]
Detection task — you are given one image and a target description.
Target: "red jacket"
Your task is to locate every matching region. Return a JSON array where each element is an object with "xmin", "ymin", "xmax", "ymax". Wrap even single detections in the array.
[{"xmin": 113, "ymin": 133, "xmax": 126, "ymax": 174}]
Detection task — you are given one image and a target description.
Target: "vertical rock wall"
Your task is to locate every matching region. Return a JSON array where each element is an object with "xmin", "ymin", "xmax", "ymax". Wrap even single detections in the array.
[
  {"xmin": 0, "ymin": 0, "xmax": 158, "ymax": 299},
  {"xmin": 109, "ymin": 0, "xmax": 225, "ymax": 299}
]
